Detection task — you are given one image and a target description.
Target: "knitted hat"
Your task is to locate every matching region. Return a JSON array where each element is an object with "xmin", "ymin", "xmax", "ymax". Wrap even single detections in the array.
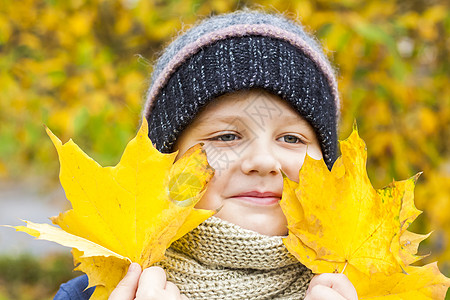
[{"xmin": 143, "ymin": 11, "xmax": 340, "ymax": 169}]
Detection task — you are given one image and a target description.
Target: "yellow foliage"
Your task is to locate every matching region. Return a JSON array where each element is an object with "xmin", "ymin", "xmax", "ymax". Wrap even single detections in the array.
[
  {"xmin": 10, "ymin": 119, "xmax": 215, "ymax": 299},
  {"xmin": 280, "ymin": 127, "xmax": 450, "ymax": 298},
  {"xmin": 349, "ymin": 263, "xmax": 450, "ymax": 299}
]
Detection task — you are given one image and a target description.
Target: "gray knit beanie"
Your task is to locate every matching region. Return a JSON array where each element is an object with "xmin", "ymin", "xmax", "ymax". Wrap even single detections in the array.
[{"xmin": 143, "ymin": 11, "xmax": 340, "ymax": 169}]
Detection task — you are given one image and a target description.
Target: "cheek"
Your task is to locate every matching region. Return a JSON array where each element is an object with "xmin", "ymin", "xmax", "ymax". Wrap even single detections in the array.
[
  {"xmin": 194, "ymin": 179, "xmax": 219, "ymax": 210},
  {"xmin": 203, "ymin": 145, "xmax": 240, "ymax": 175},
  {"xmin": 195, "ymin": 147, "xmax": 242, "ymax": 210},
  {"xmin": 279, "ymin": 150, "xmax": 310, "ymax": 182},
  {"xmin": 283, "ymin": 145, "xmax": 323, "ymax": 182},
  {"xmin": 307, "ymin": 144, "xmax": 323, "ymax": 161},
  {"xmin": 194, "ymin": 160, "xmax": 229, "ymax": 210},
  {"xmin": 281, "ymin": 158, "xmax": 303, "ymax": 183}
]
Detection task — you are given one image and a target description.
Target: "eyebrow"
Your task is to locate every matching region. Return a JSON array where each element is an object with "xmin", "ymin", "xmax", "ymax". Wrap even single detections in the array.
[
  {"xmin": 194, "ymin": 113, "xmax": 315, "ymax": 134},
  {"xmin": 283, "ymin": 116, "xmax": 316, "ymax": 133},
  {"xmin": 195, "ymin": 115, "xmax": 241, "ymax": 126}
]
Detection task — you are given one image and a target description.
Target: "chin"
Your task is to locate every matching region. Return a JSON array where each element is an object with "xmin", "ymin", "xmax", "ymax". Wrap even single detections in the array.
[
  {"xmin": 244, "ymin": 219, "xmax": 288, "ymax": 237},
  {"xmin": 216, "ymin": 209, "xmax": 288, "ymax": 237}
]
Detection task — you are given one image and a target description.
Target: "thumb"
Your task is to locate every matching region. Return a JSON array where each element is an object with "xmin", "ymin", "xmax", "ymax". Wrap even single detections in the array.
[{"xmin": 109, "ymin": 262, "xmax": 142, "ymax": 300}]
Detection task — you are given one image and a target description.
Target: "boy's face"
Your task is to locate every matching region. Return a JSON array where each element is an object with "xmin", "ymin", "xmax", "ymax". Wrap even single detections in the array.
[{"xmin": 175, "ymin": 90, "xmax": 322, "ymax": 236}]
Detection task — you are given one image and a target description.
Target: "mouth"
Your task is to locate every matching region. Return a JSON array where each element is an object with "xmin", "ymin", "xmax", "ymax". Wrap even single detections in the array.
[{"xmin": 230, "ymin": 191, "xmax": 282, "ymax": 206}]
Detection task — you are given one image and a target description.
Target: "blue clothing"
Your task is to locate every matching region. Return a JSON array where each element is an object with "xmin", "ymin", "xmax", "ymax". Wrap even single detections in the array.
[{"xmin": 54, "ymin": 275, "xmax": 95, "ymax": 300}]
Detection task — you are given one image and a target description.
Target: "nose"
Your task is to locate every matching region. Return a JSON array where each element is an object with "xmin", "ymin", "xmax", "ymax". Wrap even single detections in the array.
[{"xmin": 240, "ymin": 142, "xmax": 281, "ymax": 176}]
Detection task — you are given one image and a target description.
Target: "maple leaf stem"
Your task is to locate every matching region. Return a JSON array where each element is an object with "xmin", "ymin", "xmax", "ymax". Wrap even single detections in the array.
[{"xmin": 341, "ymin": 261, "xmax": 348, "ymax": 274}]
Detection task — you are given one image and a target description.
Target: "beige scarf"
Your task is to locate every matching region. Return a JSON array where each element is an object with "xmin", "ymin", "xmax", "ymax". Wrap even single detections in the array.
[{"xmin": 158, "ymin": 217, "xmax": 313, "ymax": 299}]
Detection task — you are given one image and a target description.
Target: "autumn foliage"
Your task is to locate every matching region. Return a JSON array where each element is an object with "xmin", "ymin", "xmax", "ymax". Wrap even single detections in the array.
[
  {"xmin": 0, "ymin": 0, "xmax": 448, "ymax": 294},
  {"xmin": 280, "ymin": 128, "xmax": 450, "ymax": 298},
  {"xmin": 12, "ymin": 119, "xmax": 215, "ymax": 299}
]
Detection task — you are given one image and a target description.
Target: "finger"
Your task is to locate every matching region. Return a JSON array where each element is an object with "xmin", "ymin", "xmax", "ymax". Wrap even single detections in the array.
[
  {"xmin": 136, "ymin": 266, "xmax": 168, "ymax": 298},
  {"xmin": 305, "ymin": 284, "xmax": 346, "ymax": 300},
  {"xmin": 307, "ymin": 274, "xmax": 358, "ymax": 300},
  {"xmin": 165, "ymin": 281, "xmax": 182, "ymax": 297},
  {"xmin": 108, "ymin": 262, "xmax": 141, "ymax": 300},
  {"xmin": 139, "ymin": 266, "xmax": 167, "ymax": 288}
]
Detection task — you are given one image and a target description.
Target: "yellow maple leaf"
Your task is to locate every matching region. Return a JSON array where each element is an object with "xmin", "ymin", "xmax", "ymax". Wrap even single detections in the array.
[
  {"xmin": 281, "ymin": 128, "xmax": 404, "ymax": 275},
  {"xmin": 9, "ymin": 118, "xmax": 215, "ymax": 299},
  {"xmin": 280, "ymin": 126, "xmax": 450, "ymax": 298},
  {"xmin": 378, "ymin": 175, "xmax": 430, "ymax": 267},
  {"xmin": 346, "ymin": 262, "xmax": 450, "ymax": 299}
]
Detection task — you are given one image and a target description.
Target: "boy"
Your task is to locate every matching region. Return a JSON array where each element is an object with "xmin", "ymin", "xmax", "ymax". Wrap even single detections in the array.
[{"xmin": 56, "ymin": 10, "xmax": 358, "ymax": 300}]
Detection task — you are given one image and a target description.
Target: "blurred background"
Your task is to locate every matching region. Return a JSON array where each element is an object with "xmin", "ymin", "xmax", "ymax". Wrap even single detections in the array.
[{"xmin": 0, "ymin": 0, "xmax": 448, "ymax": 298}]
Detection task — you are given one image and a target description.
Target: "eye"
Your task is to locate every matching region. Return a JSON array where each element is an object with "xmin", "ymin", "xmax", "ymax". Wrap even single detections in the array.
[
  {"xmin": 212, "ymin": 133, "xmax": 239, "ymax": 142},
  {"xmin": 279, "ymin": 135, "xmax": 303, "ymax": 144}
]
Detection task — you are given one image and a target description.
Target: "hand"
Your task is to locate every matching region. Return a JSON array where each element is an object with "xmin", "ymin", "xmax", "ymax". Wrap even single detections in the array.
[
  {"xmin": 304, "ymin": 273, "xmax": 358, "ymax": 300},
  {"xmin": 109, "ymin": 263, "xmax": 188, "ymax": 300}
]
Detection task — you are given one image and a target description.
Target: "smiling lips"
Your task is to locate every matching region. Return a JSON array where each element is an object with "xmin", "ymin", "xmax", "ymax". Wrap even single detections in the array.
[{"xmin": 231, "ymin": 191, "xmax": 281, "ymax": 206}]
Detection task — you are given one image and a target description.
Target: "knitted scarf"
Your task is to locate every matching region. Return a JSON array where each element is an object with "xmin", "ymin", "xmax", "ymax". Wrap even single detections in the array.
[{"xmin": 157, "ymin": 217, "xmax": 313, "ymax": 299}]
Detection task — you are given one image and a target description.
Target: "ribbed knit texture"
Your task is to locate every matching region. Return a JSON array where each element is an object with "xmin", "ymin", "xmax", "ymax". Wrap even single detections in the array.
[
  {"xmin": 144, "ymin": 11, "xmax": 340, "ymax": 169},
  {"xmin": 157, "ymin": 217, "xmax": 313, "ymax": 299}
]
